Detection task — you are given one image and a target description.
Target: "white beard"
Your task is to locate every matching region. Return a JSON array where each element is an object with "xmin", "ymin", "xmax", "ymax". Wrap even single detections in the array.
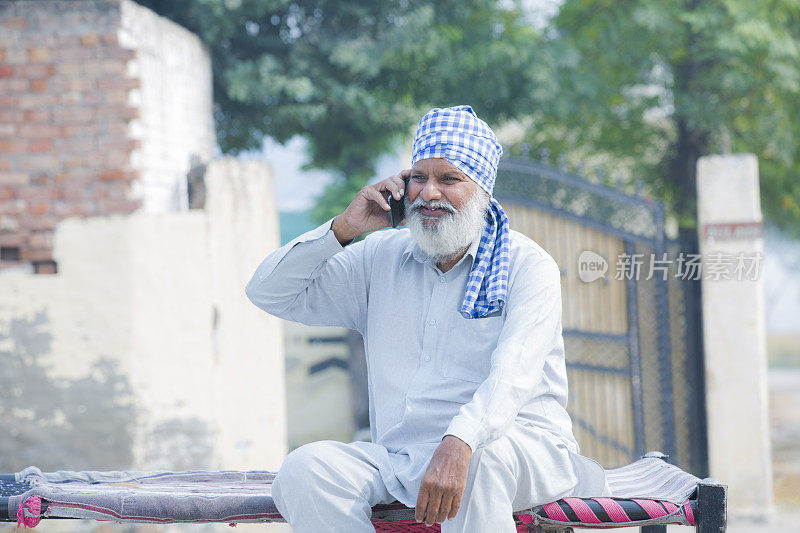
[{"xmin": 405, "ymin": 188, "xmax": 491, "ymax": 262}]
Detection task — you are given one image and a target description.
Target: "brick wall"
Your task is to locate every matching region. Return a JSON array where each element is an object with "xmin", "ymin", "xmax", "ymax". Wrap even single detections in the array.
[
  {"xmin": 0, "ymin": 0, "xmax": 216, "ymax": 274},
  {"xmin": 0, "ymin": 1, "xmax": 141, "ymax": 273}
]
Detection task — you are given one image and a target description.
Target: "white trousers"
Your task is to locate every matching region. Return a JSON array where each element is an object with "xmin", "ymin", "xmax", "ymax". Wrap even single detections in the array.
[{"xmin": 271, "ymin": 424, "xmax": 593, "ymax": 532}]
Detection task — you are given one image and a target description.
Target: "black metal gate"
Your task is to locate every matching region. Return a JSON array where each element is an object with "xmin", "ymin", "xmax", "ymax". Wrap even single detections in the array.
[{"xmin": 495, "ymin": 155, "xmax": 708, "ymax": 477}]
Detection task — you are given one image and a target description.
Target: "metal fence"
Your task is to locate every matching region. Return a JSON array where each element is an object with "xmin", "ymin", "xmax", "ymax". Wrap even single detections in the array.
[{"xmin": 495, "ymin": 156, "xmax": 708, "ymax": 477}]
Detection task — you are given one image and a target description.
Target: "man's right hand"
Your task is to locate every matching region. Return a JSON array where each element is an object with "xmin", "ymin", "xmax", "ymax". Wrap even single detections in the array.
[{"xmin": 331, "ymin": 169, "xmax": 412, "ymax": 245}]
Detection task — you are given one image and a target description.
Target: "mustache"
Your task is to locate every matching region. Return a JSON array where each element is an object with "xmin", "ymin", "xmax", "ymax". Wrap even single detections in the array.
[{"xmin": 409, "ymin": 197, "xmax": 457, "ymax": 215}]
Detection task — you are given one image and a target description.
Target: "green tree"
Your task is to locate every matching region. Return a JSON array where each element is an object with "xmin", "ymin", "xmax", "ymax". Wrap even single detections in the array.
[
  {"xmin": 523, "ymin": 0, "xmax": 800, "ymax": 239},
  {"xmin": 134, "ymin": 0, "xmax": 540, "ymax": 222}
]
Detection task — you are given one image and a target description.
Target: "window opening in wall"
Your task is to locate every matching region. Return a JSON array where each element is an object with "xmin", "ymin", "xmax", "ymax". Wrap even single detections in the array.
[
  {"xmin": 33, "ymin": 260, "xmax": 58, "ymax": 275},
  {"xmin": 1, "ymin": 247, "xmax": 20, "ymax": 261}
]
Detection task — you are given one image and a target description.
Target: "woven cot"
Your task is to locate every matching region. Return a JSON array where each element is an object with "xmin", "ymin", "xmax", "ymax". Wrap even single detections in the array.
[{"xmin": 2, "ymin": 452, "xmax": 727, "ymax": 532}]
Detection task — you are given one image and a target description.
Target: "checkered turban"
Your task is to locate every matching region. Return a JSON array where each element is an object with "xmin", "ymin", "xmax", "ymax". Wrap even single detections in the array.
[{"xmin": 411, "ymin": 105, "xmax": 509, "ymax": 319}]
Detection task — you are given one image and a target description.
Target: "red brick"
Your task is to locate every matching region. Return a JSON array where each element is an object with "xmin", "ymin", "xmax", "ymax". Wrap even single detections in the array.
[
  {"xmin": 29, "ymin": 78, "xmax": 48, "ymax": 92},
  {"xmin": 59, "ymin": 92, "xmax": 80, "ymax": 106},
  {"xmin": 33, "ymin": 261, "xmax": 58, "ymax": 275},
  {"xmin": 96, "ymin": 59, "xmax": 127, "ymax": 76},
  {"xmin": 28, "ymin": 47, "xmax": 50, "ymax": 62},
  {"xmin": 0, "ymin": 140, "xmax": 25, "ymax": 154},
  {"xmin": 97, "ymin": 183, "xmax": 130, "ymax": 199},
  {"xmin": 16, "ymin": 186, "xmax": 57, "ymax": 201},
  {"xmin": 27, "ymin": 201, "xmax": 49, "ymax": 216},
  {"xmin": 0, "ymin": 110, "xmax": 24, "ymax": 123},
  {"xmin": 20, "ymin": 124, "xmax": 60, "ymax": 139},
  {"xmin": 23, "ymin": 109, "xmax": 51, "ymax": 122},
  {"xmin": 105, "ymin": 121, "xmax": 130, "ymax": 136},
  {"xmin": 98, "ymin": 138, "xmax": 140, "ymax": 152},
  {"xmin": 63, "ymin": 154, "xmax": 89, "ymax": 168},
  {"xmin": 2, "ymin": 17, "xmax": 27, "ymax": 30},
  {"xmin": 54, "ymin": 107, "xmax": 94, "ymax": 124},
  {"xmin": 29, "ymin": 173, "xmax": 49, "ymax": 187},
  {"xmin": 105, "ymin": 90, "xmax": 130, "ymax": 106},
  {"xmin": 98, "ymin": 169, "xmax": 126, "ymax": 181},
  {"xmin": 52, "ymin": 200, "xmax": 88, "ymax": 217},
  {"xmin": 58, "ymin": 61, "xmax": 83, "ymax": 76},
  {"xmin": 80, "ymin": 32, "xmax": 100, "ymax": 46},
  {"xmin": 99, "ymin": 198, "xmax": 140, "ymax": 213},
  {"xmin": 0, "ymin": 49, "xmax": 5, "ymax": 62},
  {"xmin": 28, "ymin": 140, "xmax": 53, "ymax": 153},
  {"xmin": 100, "ymin": 32, "xmax": 119, "ymax": 45},
  {"xmin": 60, "ymin": 138, "xmax": 96, "ymax": 153},
  {"xmin": 0, "ymin": 78, "xmax": 28, "ymax": 92},
  {"xmin": 0, "ymin": 172, "xmax": 29, "ymax": 185},
  {"xmin": 19, "ymin": 215, "xmax": 58, "ymax": 232},
  {"xmin": 0, "ymin": 231, "xmax": 26, "ymax": 246},
  {"xmin": 0, "ymin": 96, "xmax": 19, "ymax": 108},
  {"xmin": 0, "ymin": 159, "xmax": 9, "ymax": 171},
  {"xmin": 16, "ymin": 156, "xmax": 58, "ymax": 172},
  {"xmin": 21, "ymin": 247, "xmax": 54, "ymax": 262},
  {"xmin": 97, "ymin": 77, "xmax": 140, "ymax": 90},
  {"xmin": 96, "ymin": 105, "xmax": 139, "ymax": 121},
  {"xmin": 0, "ymin": 65, "xmax": 13, "ymax": 78},
  {"xmin": 97, "ymin": 47, "xmax": 136, "ymax": 61},
  {"xmin": 4, "ymin": 49, "xmax": 26, "ymax": 65},
  {"xmin": 103, "ymin": 151, "xmax": 130, "ymax": 167},
  {"xmin": 52, "ymin": 48, "xmax": 95, "ymax": 61},
  {"xmin": 19, "ymin": 93, "xmax": 55, "ymax": 109},
  {"xmin": 61, "ymin": 123, "xmax": 99, "ymax": 137},
  {"xmin": 0, "ymin": 199, "xmax": 26, "ymax": 215},
  {"xmin": 59, "ymin": 168, "xmax": 101, "ymax": 184},
  {"xmin": 14, "ymin": 64, "xmax": 55, "ymax": 78},
  {"xmin": 53, "ymin": 78, "xmax": 96, "ymax": 92},
  {"xmin": 58, "ymin": 185, "xmax": 90, "ymax": 201}
]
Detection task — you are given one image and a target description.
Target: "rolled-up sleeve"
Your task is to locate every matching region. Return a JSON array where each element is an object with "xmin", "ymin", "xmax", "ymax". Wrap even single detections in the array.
[
  {"xmin": 444, "ymin": 257, "xmax": 563, "ymax": 451},
  {"xmin": 244, "ymin": 218, "xmax": 370, "ymax": 333}
]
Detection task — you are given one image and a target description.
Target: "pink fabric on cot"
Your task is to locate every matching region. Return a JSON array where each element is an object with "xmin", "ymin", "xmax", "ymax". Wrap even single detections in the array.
[
  {"xmin": 592, "ymin": 497, "xmax": 631, "ymax": 522},
  {"xmin": 16, "ymin": 496, "xmax": 41, "ymax": 528},
  {"xmin": 542, "ymin": 501, "xmax": 570, "ymax": 521},
  {"xmin": 562, "ymin": 497, "xmax": 602, "ymax": 523},
  {"xmin": 632, "ymin": 498, "xmax": 668, "ymax": 518}
]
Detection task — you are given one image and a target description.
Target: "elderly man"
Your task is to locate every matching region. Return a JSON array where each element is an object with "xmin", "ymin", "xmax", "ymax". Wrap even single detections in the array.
[{"xmin": 245, "ymin": 105, "xmax": 609, "ymax": 532}]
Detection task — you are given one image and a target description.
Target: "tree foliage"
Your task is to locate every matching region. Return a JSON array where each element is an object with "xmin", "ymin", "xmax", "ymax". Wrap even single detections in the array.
[
  {"xmin": 523, "ymin": 0, "xmax": 800, "ymax": 237},
  {"xmin": 134, "ymin": 0, "xmax": 540, "ymax": 222},
  {"xmin": 136, "ymin": 0, "xmax": 800, "ymax": 237}
]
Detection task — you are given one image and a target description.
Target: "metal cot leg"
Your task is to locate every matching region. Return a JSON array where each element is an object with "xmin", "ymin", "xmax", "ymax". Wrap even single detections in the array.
[{"xmin": 695, "ymin": 480, "xmax": 727, "ymax": 533}]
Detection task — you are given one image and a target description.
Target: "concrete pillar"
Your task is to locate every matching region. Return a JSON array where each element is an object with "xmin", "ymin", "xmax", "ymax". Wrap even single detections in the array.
[{"xmin": 696, "ymin": 154, "xmax": 773, "ymax": 519}]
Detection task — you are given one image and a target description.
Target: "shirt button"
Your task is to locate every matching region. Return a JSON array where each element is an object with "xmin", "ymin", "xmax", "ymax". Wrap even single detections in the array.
[
  {"xmin": 423, "ymin": 355, "xmax": 431, "ymax": 362},
  {"xmin": 439, "ymin": 276, "xmax": 446, "ymax": 283},
  {"xmin": 320, "ymin": 237, "xmax": 325, "ymax": 244},
  {"xmin": 428, "ymin": 319, "xmax": 436, "ymax": 326}
]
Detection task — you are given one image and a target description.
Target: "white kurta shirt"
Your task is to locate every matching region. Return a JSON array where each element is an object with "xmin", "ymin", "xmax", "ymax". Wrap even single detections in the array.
[{"xmin": 245, "ymin": 218, "xmax": 608, "ymax": 507}]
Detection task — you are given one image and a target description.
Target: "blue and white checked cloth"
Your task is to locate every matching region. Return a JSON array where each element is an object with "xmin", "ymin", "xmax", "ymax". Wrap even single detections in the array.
[{"xmin": 411, "ymin": 105, "xmax": 509, "ymax": 319}]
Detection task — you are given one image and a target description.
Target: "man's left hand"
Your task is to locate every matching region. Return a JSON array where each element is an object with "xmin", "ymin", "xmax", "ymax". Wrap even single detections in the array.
[{"xmin": 415, "ymin": 435, "xmax": 472, "ymax": 526}]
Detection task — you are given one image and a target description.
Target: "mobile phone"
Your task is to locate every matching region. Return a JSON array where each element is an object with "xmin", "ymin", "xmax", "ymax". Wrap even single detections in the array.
[{"xmin": 389, "ymin": 177, "xmax": 409, "ymax": 228}]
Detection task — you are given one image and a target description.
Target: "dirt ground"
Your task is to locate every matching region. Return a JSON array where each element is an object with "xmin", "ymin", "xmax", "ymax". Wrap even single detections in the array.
[{"xmin": 768, "ymin": 367, "xmax": 800, "ymax": 508}]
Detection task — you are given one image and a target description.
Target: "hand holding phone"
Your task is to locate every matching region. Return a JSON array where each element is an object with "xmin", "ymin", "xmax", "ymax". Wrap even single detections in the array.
[{"xmin": 389, "ymin": 176, "xmax": 409, "ymax": 228}]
